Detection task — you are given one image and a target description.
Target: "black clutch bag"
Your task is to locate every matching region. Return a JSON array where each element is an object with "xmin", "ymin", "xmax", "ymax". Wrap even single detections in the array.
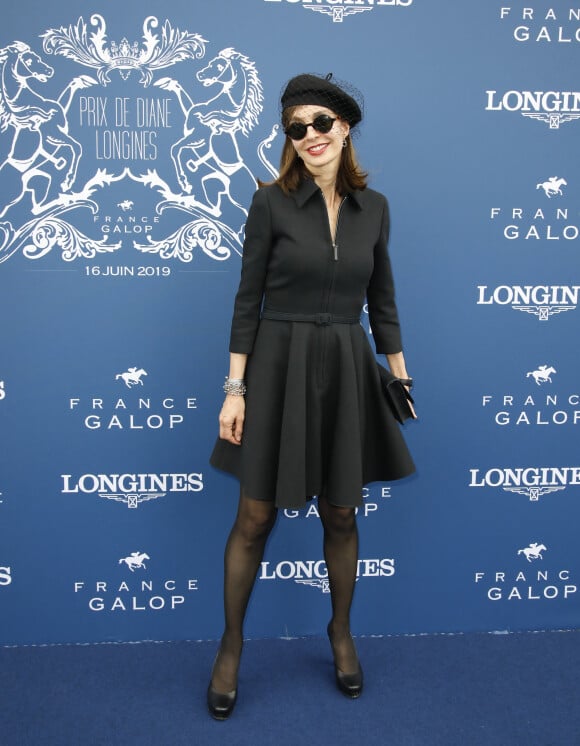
[{"xmin": 377, "ymin": 363, "xmax": 415, "ymax": 424}]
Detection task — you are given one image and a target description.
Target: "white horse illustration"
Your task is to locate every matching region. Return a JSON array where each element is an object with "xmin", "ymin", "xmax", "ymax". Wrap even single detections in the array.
[
  {"xmin": 0, "ymin": 41, "xmax": 91, "ymax": 217},
  {"xmin": 119, "ymin": 552, "xmax": 150, "ymax": 572},
  {"xmin": 536, "ymin": 177, "xmax": 567, "ymax": 198},
  {"xmin": 517, "ymin": 543, "xmax": 547, "ymax": 562},
  {"xmin": 526, "ymin": 365, "xmax": 556, "ymax": 386},
  {"xmin": 155, "ymin": 47, "xmax": 262, "ymax": 220},
  {"xmin": 115, "ymin": 367, "xmax": 148, "ymax": 388}
]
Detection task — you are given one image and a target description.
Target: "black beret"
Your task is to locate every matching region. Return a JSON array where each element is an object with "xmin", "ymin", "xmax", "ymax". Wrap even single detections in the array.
[{"xmin": 281, "ymin": 73, "xmax": 362, "ymax": 127}]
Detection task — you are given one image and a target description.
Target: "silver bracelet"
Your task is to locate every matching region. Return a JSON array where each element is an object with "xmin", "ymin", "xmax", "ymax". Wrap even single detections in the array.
[{"xmin": 223, "ymin": 377, "xmax": 246, "ymax": 396}]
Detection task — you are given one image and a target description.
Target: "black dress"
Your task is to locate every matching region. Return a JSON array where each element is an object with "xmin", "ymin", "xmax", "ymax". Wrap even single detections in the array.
[{"xmin": 210, "ymin": 178, "xmax": 415, "ymax": 508}]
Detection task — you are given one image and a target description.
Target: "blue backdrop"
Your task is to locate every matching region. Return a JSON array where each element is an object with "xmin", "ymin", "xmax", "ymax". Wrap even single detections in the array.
[{"xmin": 1, "ymin": 0, "xmax": 579, "ymax": 644}]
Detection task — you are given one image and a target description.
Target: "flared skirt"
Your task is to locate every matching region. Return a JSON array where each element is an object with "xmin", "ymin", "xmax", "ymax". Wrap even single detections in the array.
[{"xmin": 210, "ymin": 319, "xmax": 415, "ymax": 508}]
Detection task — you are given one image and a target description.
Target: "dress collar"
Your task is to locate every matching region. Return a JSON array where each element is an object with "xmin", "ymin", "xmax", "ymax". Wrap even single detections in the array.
[{"xmin": 291, "ymin": 178, "xmax": 364, "ymax": 210}]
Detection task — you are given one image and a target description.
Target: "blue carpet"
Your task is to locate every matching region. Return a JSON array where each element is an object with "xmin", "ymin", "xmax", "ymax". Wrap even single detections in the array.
[{"xmin": 1, "ymin": 631, "xmax": 580, "ymax": 746}]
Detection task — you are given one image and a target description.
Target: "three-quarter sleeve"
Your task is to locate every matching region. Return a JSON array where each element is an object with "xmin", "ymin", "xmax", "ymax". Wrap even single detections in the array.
[
  {"xmin": 366, "ymin": 197, "xmax": 403, "ymax": 354},
  {"xmin": 228, "ymin": 188, "xmax": 272, "ymax": 354}
]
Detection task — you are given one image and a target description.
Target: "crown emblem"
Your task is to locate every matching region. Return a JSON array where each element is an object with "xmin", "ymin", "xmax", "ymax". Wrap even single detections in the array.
[{"xmin": 109, "ymin": 38, "xmax": 142, "ymax": 78}]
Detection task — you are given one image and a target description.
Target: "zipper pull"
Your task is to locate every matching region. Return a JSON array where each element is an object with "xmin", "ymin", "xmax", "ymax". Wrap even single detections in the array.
[{"xmin": 333, "ymin": 242, "xmax": 338, "ymax": 261}]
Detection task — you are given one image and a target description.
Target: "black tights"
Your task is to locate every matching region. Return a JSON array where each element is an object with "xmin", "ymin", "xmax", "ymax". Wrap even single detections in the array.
[
  {"xmin": 210, "ymin": 492, "xmax": 277, "ymax": 693},
  {"xmin": 210, "ymin": 490, "xmax": 359, "ymax": 693},
  {"xmin": 318, "ymin": 492, "xmax": 360, "ymax": 674}
]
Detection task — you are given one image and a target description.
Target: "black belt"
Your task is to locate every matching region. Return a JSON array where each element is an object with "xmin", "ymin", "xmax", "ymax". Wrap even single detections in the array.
[{"xmin": 261, "ymin": 309, "xmax": 360, "ymax": 326}]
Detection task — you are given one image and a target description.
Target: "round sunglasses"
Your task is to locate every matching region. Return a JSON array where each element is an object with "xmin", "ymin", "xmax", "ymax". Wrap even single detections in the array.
[{"xmin": 284, "ymin": 114, "xmax": 337, "ymax": 141}]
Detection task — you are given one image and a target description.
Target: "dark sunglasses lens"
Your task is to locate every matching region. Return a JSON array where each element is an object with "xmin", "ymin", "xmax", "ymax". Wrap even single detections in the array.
[
  {"xmin": 285, "ymin": 115, "xmax": 335, "ymax": 140},
  {"xmin": 312, "ymin": 115, "xmax": 334, "ymax": 133},
  {"xmin": 285, "ymin": 122, "xmax": 307, "ymax": 140}
]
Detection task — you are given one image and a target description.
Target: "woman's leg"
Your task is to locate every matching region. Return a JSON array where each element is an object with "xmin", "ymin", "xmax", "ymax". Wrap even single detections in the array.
[
  {"xmin": 210, "ymin": 490, "xmax": 277, "ymax": 693},
  {"xmin": 317, "ymin": 493, "xmax": 360, "ymax": 674}
]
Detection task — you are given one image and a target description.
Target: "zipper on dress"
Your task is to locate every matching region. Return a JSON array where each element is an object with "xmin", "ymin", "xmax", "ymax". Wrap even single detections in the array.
[
  {"xmin": 318, "ymin": 194, "xmax": 346, "ymax": 385},
  {"xmin": 321, "ymin": 191, "xmax": 346, "ymax": 262},
  {"xmin": 331, "ymin": 198, "xmax": 346, "ymax": 261}
]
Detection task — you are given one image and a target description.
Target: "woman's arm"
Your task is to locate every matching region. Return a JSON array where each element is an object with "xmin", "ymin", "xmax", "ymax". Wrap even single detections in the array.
[
  {"xmin": 228, "ymin": 188, "xmax": 272, "ymax": 354},
  {"xmin": 219, "ymin": 188, "xmax": 273, "ymax": 444},
  {"xmin": 218, "ymin": 352, "xmax": 248, "ymax": 445},
  {"xmin": 368, "ymin": 196, "xmax": 417, "ymax": 418},
  {"xmin": 366, "ymin": 196, "xmax": 403, "ymax": 355},
  {"xmin": 386, "ymin": 351, "xmax": 409, "ymax": 380}
]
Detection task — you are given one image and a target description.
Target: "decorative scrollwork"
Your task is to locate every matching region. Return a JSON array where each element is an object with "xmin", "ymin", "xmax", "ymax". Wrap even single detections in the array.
[
  {"xmin": 134, "ymin": 219, "xmax": 234, "ymax": 262},
  {"xmin": 0, "ymin": 221, "xmax": 16, "ymax": 262},
  {"xmin": 42, "ymin": 15, "xmax": 207, "ymax": 86},
  {"xmin": 23, "ymin": 217, "xmax": 121, "ymax": 261}
]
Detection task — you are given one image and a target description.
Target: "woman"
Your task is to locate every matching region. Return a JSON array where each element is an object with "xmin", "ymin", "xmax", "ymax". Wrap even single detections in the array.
[{"xmin": 208, "ymin": 73, "xmax": 415, "ymax": 720}]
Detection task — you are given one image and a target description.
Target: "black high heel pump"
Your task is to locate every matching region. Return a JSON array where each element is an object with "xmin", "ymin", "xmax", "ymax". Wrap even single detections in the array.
[
  {"xmin": 327, "ymin": 623, "xmax": 364, "ymax": 698},
  {"xmin": 207, "ymin": 684, "xmax": 237, "ymax": 720},
  {"xmin": 207, "ymin": 650, "xmax": 239, "ymax": 720}
]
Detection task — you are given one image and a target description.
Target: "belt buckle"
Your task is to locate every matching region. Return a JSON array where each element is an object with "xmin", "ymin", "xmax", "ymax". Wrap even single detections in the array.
[{"xmin": 316, "ymin": 313, "xmax": 332, "ymax": 326}]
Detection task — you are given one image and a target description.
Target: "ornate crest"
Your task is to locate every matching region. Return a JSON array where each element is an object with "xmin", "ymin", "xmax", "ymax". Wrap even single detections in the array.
[{"xmin": 0, "ymin": 16, "xmax": 279, "ymax": 266}]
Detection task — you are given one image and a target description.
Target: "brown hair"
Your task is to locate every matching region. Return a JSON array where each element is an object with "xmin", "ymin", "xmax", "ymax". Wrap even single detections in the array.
[{"xmin": 259, "ymin": 106, "xmax": 368, "ymax": 194}]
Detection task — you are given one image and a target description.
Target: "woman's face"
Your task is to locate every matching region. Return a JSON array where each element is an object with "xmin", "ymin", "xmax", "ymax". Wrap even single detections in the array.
[{"xmin": 286, "ymin": 105, "xmax": 350, "ymax": 176}]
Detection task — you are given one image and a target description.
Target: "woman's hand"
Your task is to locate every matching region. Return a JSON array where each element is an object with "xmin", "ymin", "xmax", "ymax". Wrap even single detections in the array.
[
  {"xmin": 219, "ymin": 394, "xmax": 245, "ymax": 445},
  {"xmin": 387, "ymin": 351, "xmax": 417, "ymax": 419}
]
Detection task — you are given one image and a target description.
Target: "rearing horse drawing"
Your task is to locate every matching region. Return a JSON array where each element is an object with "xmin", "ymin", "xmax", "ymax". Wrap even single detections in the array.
[
  {"xmin": 156, "ymin": 47, "xmax": 263, "ymax": 220},
  {"xmin": 0, "ymin": 41, "xmax": 85, "ymax": 217}
]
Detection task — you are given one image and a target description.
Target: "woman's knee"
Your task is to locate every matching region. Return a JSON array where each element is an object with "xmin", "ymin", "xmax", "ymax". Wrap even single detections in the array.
[
  {"xmin": 318, "ymin": 496, "xmax": 356, "ymax": 535},
  {"xmin": 235, "ymin": 493, "xmax": 277, "ymax": 541}
]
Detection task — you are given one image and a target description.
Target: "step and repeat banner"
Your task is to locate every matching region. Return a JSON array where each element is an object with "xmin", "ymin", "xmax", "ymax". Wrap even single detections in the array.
[{"xmin": 1, "ymin": 1, "xmax": 579, "ymax": 644}]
